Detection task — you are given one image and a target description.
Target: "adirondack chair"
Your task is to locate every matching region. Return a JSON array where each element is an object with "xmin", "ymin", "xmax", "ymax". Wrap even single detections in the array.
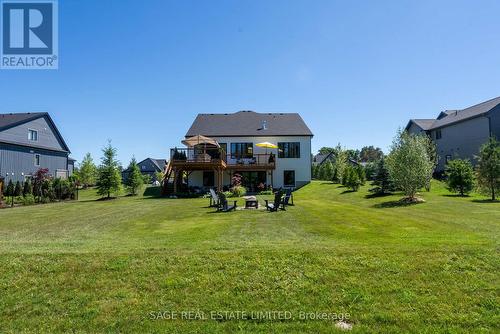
[
  {"xmin": 217, "ymin": 192, "xmax": 237, "ymax": 212},
  {"xmin": 209, "ymin": 188, "xmax": 220, "ymax": 207},
  {"xmin": 265, "ymin": 190, "xmax": 285, "ymax": 212},
  {"xmin": 282, "ymin": 188, "xmax": 294, "ymax": 206}
]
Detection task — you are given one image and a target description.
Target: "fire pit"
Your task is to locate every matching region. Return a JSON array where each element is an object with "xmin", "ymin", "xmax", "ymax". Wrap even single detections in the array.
[{"xmin": 243, "ymin": 196, "xmax": 259, "ymax": 209}]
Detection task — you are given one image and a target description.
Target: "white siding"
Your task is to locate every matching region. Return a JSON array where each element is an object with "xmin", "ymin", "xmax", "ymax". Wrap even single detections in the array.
[{"xmin": 187, "ymin": 135, "xmax": 312, "ymax": 189}]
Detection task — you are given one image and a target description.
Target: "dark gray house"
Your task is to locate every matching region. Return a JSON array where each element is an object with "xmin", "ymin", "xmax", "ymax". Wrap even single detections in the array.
[
  {"xmin": 406, "ymin": 96, "xmax": 500, "ymax": 171},
  {"xmin": 0, "ymin": 112, "xmax": 73, "ymax": 183},
  {"xmin": 122, "ymin": 158, "xmax": 167, "ymax": 183}
]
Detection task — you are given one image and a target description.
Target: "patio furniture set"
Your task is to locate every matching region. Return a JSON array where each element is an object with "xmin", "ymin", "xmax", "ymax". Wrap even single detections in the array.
[{"xmin": 209, "ymin": 188, "xmax": 294, "ymax": 213}]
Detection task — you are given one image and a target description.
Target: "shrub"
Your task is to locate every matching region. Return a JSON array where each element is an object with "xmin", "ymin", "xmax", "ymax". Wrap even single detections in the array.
[
  {"xmin": 231, "ymin": 185, "xmax": 247, "ymax": 197},
  {"xmin": 21, "ymin": 194, "xmax": 35, "ymax": 206},
  {"xmin": 445, "ymin": 159, "xmax": 474, "ymax": 196}
]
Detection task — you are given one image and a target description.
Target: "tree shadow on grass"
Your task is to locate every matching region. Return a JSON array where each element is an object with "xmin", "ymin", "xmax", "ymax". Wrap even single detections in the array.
[
  {"xmin": 340, "ymin": 190, "xmax": 356, "ymax": 194},
  {"xmin": 365, "ymin": 192, "xmax": 393, "ymax": 199},
  {"xmin": 442, "ymin": 194, "xmax": 471, "ymax": 198},
  {"xmin": 471, "ymin": 199, "xmax": 499, "ymax": 203},
  {"xmin": 373, "ymin": 199, "xmax": 424, "ymax": 209}
]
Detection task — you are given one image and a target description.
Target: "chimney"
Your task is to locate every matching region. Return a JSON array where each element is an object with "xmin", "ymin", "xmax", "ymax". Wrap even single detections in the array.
[{"xmin": 262, "ymin": 120, "xmax": 267, "ymax": 130}]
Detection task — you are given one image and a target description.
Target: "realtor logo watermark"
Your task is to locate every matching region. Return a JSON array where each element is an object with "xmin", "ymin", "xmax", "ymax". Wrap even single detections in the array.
[{"xmin": 1, "ymin": 0, "xmax": 58, "ymax": 69}]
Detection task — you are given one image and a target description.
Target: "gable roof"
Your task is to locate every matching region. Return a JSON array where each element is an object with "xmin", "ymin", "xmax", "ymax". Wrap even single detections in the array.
[
  {"xmin": 313, "ymin": 152, "xmax": 334, "ymax": 165},
  {"xmin": 406, "ymin": 96, "xmax": 500, "ymax": 131},
  {"xmin": 407, "ymin": 119, "xmax": 436, "ymax": 131},
  {"xmin": 431, "ymin": 96, "xmax": 500, "ymax": 129},
  {"xmin": 185, "ymin": 111, "xmax": 313, "ymax": 137},
  {"xmin": 0, "ymin": 112, "xmax": 71, "ymax": 152},
  {"xmin": 151, "ymin": 158, "xmax": 167, "ymax": 171},
  {"xmin": 123, "ymin": 158, "xmax": 167, "ymax": 173}
]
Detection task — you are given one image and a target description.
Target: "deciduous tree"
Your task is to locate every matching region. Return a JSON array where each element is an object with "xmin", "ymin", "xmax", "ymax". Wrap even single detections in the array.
[
  {"xmin": 386, "ymin": 130, "xmax": 435, "ymax": 201},
  {"xmin": 476, "ymin": 138, "xmax": 500, "ymax": 201}
]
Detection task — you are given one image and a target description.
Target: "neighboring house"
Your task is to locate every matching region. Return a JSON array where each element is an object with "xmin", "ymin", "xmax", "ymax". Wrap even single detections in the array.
[
  {"xmin": 122, "ymin": 158, "xmax": 167, "ymax": 183},
  {"xmin": 312, "ymin": 152, "xmax": 359, "ymax": 167},
  {"xmin": 406, "ymin": 96, "xmax": 500, "ymax": 171},
  {"xmin": 0, "ymin": 112, "xmax": 73, "ymax": 183},
  {"xmin": 167, "ymin": 110, "xmax": 313, "ymax": 192}
]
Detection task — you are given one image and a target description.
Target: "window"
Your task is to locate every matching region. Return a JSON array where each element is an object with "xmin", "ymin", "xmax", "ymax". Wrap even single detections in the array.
[
  {"xmin": 28, "ymin": 129, "xmax": 38, "ymax": 141},
  {"xmin": 141, "ymin": 165, "xmax": 146, "ymax": 171},
  {"xmin": 435, "ymin": 129, "xmax": 442, "ymax": 140},
  {"xmin": 231, "ymin": 143, "xmax": 253, "ymax": 159},
  {"xmin": 34, "ymin": 154, "xmax": 40, "ymax": 166},
  {"xmin": 278, "ymin": 142, "xmax": 300, "ymax": 158},
  {"xmin": 203, "ymin": 171, "xmax": 215, "ymax": 187},
  {"xmin": 283, "ymin": 170, "xmax": 295, "ymax": 187}
]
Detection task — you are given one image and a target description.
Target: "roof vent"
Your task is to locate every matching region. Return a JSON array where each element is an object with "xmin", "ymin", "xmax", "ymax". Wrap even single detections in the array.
[{"xmin": 262, "ymin": 120, "xmax": 267, "ymax": 130}]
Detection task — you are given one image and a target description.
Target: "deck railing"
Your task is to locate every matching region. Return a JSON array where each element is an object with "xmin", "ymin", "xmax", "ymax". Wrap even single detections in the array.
[
  {"xmin": 169, "ymin": 148, "xmax": 275, "ymax": 168},
  {"xmin": 170, "ymin": 147, "xmax": 227, "ymax": 163}
]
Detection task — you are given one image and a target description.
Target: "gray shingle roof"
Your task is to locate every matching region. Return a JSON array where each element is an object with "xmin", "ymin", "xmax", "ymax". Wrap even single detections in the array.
[
  {"xmin": 407, "ymin": 96, "xmax": 500, "ymax": 131},
  {"xmin": 0, "ymin": 112, "xmax": 70, "ymax": 152},
  {"xmin": 0, "ymin": 112, "xmax": 47, "ymax": 130},
  {"xmin": 152, "ymin": 159, "xmax": 167, "ymax": 171},
  {"xmin": 185, "ymin": 111, "xmax": 313, "ymax": 137},
  {"xmin": 431, "ymin": 96, "xmax": 500, "ymax": 129},
  {"xmin": 409, "ymin": 119, "xmax": 436, "ymax": 130}
]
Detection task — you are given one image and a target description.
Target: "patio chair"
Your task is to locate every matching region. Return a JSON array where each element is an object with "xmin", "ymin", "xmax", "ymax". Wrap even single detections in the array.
[
  {"xmin": 217, "ymin": 192, "xmax": 237, "ymax": 212},
  {"xmin": 282, "ymin": 188, "xmax": 294, "ymax": 206},
  {"xmin": 265, "ymin": 190, "xmax": 285, "ymax": 212},
  {"xmin": 209, "ymin": 188, "xmax": 219, "ymax": 207}
]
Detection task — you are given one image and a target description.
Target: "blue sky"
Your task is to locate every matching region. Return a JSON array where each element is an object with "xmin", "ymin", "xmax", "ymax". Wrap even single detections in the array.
[{"xmin": 1, "ymin": 0, "xmax": 500, "ymax": 165}]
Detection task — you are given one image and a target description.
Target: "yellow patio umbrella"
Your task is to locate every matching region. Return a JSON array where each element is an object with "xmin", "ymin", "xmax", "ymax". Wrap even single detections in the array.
[
  {"xmin": 256, "ymin": 142, "xmax": 278, "ymax": 149},
  {"xmin": 256, "ymin": 141, "xmax": 278, "ymax": 156}
]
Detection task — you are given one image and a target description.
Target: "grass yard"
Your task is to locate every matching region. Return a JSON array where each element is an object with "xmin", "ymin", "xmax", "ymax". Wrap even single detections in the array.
[{"xmin": 0, "ymin": 181, "xmax": 498, "ymax": 333}]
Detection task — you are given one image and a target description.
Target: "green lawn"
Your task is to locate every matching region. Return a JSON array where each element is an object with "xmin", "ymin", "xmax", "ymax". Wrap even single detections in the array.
[{"xmin": 0, "ymin": 181, "xmax": 498, "ymax": 333}]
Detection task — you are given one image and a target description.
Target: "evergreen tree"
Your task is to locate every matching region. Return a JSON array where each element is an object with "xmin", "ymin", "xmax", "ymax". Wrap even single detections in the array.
[
  {"xmin": 318, "ymin": 163, "xmax": 326, "ymax": 180},
  {"xmin": 96, "ymin": 142, "xmax": 122, "ymax": 199},
  {"xmin": 125, "ymin": 157, "xmax": 144, "ymax": 196},
  {"xmin": 324, "ymin": 161, "xmax": 334, "ymax": 181},
  {"xmin": 371, "ymin": 158, "xmax": 394, "ymax": 195},
  {"xmin": 445, "ymin": 159, "xmax": 474, "ymax": 196},
  {"xmin": 355, "ymin": 165, "xmax": 366, "ymax": 185},
  {"xmin": 6, "ymin": 180, "xmax": 14, "ymax": 206},
  {"xmin": 476, "ymin": 138, "xmax": 500, "ymax": 201},
  {"xmin": 14, "ymin": 181, "xmax": 22, "ymax": 197},
  {"xmin": 345, "ymin": 167, "xmax": 361, "ymax": 191},
  {"xmin": 332, "ymin": 166, "xmax": 339, "ymax": 183},
  {"xmin": 23, "ymin": 179, "xmax": 33, "ymax": 197},
  {"xmin": 78, "ymin": 153, "xmax": 97, "ymax": 188}
]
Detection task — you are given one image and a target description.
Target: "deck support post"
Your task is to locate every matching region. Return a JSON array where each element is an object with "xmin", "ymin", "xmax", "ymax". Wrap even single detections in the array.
[{"xmin": 173, "ymin": 168, "xmax": 178, "ymax": 194}]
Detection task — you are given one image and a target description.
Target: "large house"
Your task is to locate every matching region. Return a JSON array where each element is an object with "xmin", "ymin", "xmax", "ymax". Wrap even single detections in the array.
[
  {"xmin": 406, "ymin": 96, "xmax": 500, "ymax": 171},
  {"xmin": 165, "ymin": 110, "xmax": 313, "ymax": 192},
  {"xmin": 0, "ymin": 112, "xmax": 73, "ymax": 183}
]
